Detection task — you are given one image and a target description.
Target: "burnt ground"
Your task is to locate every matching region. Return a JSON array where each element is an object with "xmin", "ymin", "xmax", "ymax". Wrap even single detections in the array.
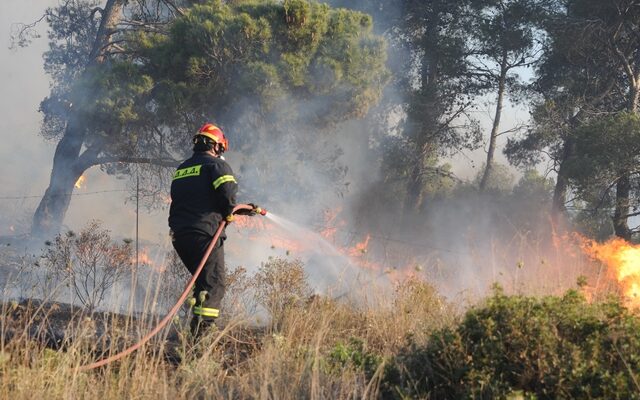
[{"xmin": 1, "ymin": 299, "xmax": 265, "ymax": 368}]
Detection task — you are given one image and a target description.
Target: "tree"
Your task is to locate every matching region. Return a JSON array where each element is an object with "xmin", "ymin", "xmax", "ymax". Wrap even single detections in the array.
[
  {"xmin": 398, "ymin": 0, "xmax": 483, "ymax": 213},
  {"xmin": 467, "ymin": 0, "xmax": 545, "ymax": 192},
  {"xmin": 565, "ymin": 113, "xmax": 640, "ymax": 237},
  {"xmin": 30, "ymin": 0, "xmax": 181, "ymax": 237},
  {"xmin": 472, "ymin": 162, "xmax": 514, "ymax": 193},
  {"xmin": 29, "ymin": 0, "xmax": 389, "ymax": 236},
  {"xmin": 506, "ymin": 0, "xmax": 640, "ymax": 239}
]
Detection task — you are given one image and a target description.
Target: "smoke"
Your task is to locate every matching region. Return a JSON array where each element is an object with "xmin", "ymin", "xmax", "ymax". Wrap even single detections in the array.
[
  {"xmin": 0, "ymin": 1, "xmax": 54, "ymax": 235},
  {"xmin": 0, "ymin": 0, "xmax": 588, "ymax": 315}
]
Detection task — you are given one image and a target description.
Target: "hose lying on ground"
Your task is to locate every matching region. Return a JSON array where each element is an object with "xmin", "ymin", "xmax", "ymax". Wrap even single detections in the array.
[{"xmin": 78, "ymin": 203, "xmax": 256, "ymax": 371}]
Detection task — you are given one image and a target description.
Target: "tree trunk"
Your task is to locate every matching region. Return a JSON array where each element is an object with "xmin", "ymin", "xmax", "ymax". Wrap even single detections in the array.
[
  {"xmin": 404, "ymin": 19, "xmax": 440, "ymax": 214},
  {"xmin": 613, "ymin": 173, "xmax": 632, "ymax": 241},
  {"xmin": 32, "ymin": 117, "xmax": 88, "ymax": 237},
  {"xmin": 479, "ymin": 53, "xmax": 508, "ymax": 192},
  {"xmin": 31, "ymin": 0, "xmax": 124, "ymax": 237},
  {"xmin": 612, "ymin": 81, "xmax": 640, "ymax": 240},
  {"xmin": 405, "ymin": 152, "xmax": 426, "ymax": 213},
  {"xmin": 551, "ymin": 136, "xmax": 574, "ymax": 220}
]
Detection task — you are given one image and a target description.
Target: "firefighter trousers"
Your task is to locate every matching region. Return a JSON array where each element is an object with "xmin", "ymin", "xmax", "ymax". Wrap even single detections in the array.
[{"xmin": 171, "ymin": 232, "xmax": 226, "ymax": 322}]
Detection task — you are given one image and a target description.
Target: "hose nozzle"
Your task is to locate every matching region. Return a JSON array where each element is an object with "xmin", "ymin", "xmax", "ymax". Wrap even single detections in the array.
[{"xmin": 255, "ymin": 207, "xmax": 268, "ymax": 216}]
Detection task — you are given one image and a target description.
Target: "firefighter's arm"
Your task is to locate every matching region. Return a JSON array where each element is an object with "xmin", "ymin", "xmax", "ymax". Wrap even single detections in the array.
[{"xmin": 211, "ymin": 162, "xmax": 238, "ymax": 221}]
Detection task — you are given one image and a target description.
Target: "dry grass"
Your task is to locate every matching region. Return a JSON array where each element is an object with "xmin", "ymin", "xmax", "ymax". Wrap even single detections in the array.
[
  {"xmin": 0, "ymin": 217, "xmax": 618, "ymax": 399},
  {"xmin": 0, "ymin": 257, "xmax": 456, "ymax": 400}
]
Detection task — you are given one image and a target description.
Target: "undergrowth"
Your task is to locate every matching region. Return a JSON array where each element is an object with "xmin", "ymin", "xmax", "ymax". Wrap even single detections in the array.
[
  {"xmin": 382, "ymin": 285, "xmax": 640, "ymax": 400},
  {"xmin": 0, "ymin": 257, "xmax": 454, "ymax": 399},
  {"xmin": 2, "ymin": 244, "xmax": 639, "ymax": 399}
]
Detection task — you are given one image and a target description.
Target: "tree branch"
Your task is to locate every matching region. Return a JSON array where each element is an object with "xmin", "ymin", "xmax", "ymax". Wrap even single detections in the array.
[
  {"xmin": 95, "ymin": 156, "xmax": 179, "ymax": 168},
  {"xmin": 160, "ymin": 0, "xmax": 185, "ymax": 17},
  {"xmin": 89, "ymin": 7, "xmax": 104, "ymax": 20}
]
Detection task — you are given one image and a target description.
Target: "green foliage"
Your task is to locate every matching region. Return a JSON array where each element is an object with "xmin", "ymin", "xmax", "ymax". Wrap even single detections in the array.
[
  {"xmin": 505, "ymin": 0, "xmax": 640, "ymax": 238},
  {"xmin": 135, "ymin": 0, "xmax": 388, "ymax": 134},
  {"xmin": 567, "ymin": 113, "xmax": 640, "ymax": 188},
  {"xmin": 473, "ymin": 162, "xmax": 515, "ymax": 193},
  {"xmin": 383, "ymin": 287, "xmax": 640, "ymax": 399},
  {"xmin": 33, "ymin": 0, "xmax": 389, "ymax": 232},
  {"xmin": 326, "ymin": 337, "xmax": 383, "ymax": 377},
  {"xmin": 512, "ymin": 169, "xmax": 554, "ymax": 200}
]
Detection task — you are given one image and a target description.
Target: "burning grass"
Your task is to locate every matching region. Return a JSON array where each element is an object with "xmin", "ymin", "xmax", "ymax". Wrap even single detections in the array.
[{"xmin": 3, "ymin": 245, "xmax": 640, "ymax": 398}]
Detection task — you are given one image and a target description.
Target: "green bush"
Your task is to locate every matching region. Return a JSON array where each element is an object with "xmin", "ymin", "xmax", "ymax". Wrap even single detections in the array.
[
  {"xmin": 326, "ymin": 337, "xmax": 383, "ymax": 378},
  {"xmin": 382, "ymin": 286, "xmax": 640, "ymax": 399}
]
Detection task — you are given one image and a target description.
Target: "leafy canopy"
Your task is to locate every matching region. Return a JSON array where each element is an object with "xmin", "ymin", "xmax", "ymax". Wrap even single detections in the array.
[{"xmin": 125, "ymin": 0, "xmax": 389, "ymax": 156}]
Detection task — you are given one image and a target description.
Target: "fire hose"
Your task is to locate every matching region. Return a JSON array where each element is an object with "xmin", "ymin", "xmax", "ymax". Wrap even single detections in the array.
[{"xmin": 78, "ymin": 203, "xmax": 266, "ymax": 371}]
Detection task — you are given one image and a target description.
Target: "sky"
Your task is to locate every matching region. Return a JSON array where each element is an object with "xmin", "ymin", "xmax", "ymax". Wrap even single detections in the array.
[{"xmin": 1, "ymin": 0, "xmax": 57, "ymax": 235}]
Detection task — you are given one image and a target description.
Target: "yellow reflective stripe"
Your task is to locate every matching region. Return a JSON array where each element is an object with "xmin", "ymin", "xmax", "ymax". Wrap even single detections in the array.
[
  {"xmin": 173, "ymin": 165, "xmax": 202, "ymax": 180},
  {"xmin": 212, "ymin": 175, "xmax": 237, "ymax": 189},
  {"xmin": 193, "ymin": 306, "xmax": 220, "ymax": 318}
]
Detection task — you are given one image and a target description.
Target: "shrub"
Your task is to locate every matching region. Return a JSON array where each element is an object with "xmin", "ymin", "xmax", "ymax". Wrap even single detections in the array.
[
  {"xmin": 327, "ymin": 337, "xmax": 383, "ymax": 378},
  {"xmin": 252, "ymin": 257, "xmax": 313, "ymax": 331},
  {"xmin": 42, "ymin": 221, "xmax": 132, "ymax": 312},
  {"xmin": 382, "ymin": 286, "xmax": 640, "ymax": 399}
]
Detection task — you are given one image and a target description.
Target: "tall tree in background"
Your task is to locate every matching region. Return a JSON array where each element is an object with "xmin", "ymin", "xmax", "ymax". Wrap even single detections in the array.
[
  {"xmin": 27, "ymin": 0, "xmax": 388, "ymax": 236},
  {"xmin": 564, "ymin": 113, "xmax": 640, "ymax": 238},
  {"xmin": 507, "ymin": 0, "xmax": 640, "ymax": 239},
  {"xmin": 468, "ymin": 0, "xmax": 544, "ymax": 192},
  {"xmin": 30, "ymin": 0, "xmax": 180, "ymax": 236},
  {"xmin": 400, "ymin": 0, "xmax": 482, "ymax": 212}
]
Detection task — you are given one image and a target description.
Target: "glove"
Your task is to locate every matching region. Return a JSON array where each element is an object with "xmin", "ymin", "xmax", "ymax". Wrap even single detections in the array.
[
  {"xmin": 236, "ymin": 203, "xmax": 259, "ymax": 216},
  {"xmin": 225, "ymin": 214, "xmax": 235, "ymax": 223}
]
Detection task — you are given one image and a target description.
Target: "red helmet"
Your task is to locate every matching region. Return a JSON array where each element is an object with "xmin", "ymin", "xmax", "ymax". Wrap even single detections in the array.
[{"xmin": 195, "ymin": 123, "xmax": 229, "ymax": 152}]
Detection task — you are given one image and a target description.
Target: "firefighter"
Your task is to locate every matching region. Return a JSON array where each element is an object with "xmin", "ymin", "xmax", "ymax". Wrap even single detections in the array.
[{"xmin": 169, "ymin": 123, "xmax": 254, "ymax": 337}]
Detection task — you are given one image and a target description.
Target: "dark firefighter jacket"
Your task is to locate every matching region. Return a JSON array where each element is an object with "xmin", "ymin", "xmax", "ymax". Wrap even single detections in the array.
[{"xmin": 168, "ymin": 152, "xmax": 238, "ymax": 237}]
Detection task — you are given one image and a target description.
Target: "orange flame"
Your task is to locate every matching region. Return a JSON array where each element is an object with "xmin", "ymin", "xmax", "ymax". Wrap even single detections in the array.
[
  {"xmin": 320, "ymin": 208, "xmax": 345, "ymax": 242},
  {"xmin": 230, "ymin": 209, "xmax": 419, "ymax": 281},
  {"xmin": 74, "ymin": 175, "xmax": 86, "ymax": 189},
  {"xmin": 348, "ymin": 234, "xmax": 370, "ymax": 257},
  {"xmin": 580, "ymin": 236, "xmax": 640, "ymax": 307},
  {"xmin": 135, "ymin": 248, "xmax": 153, "ymax": 267}
]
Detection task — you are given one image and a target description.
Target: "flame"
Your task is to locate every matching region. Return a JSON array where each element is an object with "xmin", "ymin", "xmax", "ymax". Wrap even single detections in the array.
[
  {"xmin": 348, "ymin": 234, "xmax": 370, "ymax": 257},
  {"xmin": 234, "ymin": 215, "xmax": 269, "ymax": 230},
  {"xmin": 320, "ymin": 208, "xmax": 346, "ymax": 242},
  {"xmin": 74, "ymin": 175, "xmax": 86, "ymax": 189},
  {"xmin": 580, "ymin": 236, "xmax": 640, "ymax": 307},
  {"xmin": 229, "ymin": 209, "xmax": 419, "ymax": 282},
  {"xmin": 135, "ymin": 248, "xmax": 153, "ymax": 267}
]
